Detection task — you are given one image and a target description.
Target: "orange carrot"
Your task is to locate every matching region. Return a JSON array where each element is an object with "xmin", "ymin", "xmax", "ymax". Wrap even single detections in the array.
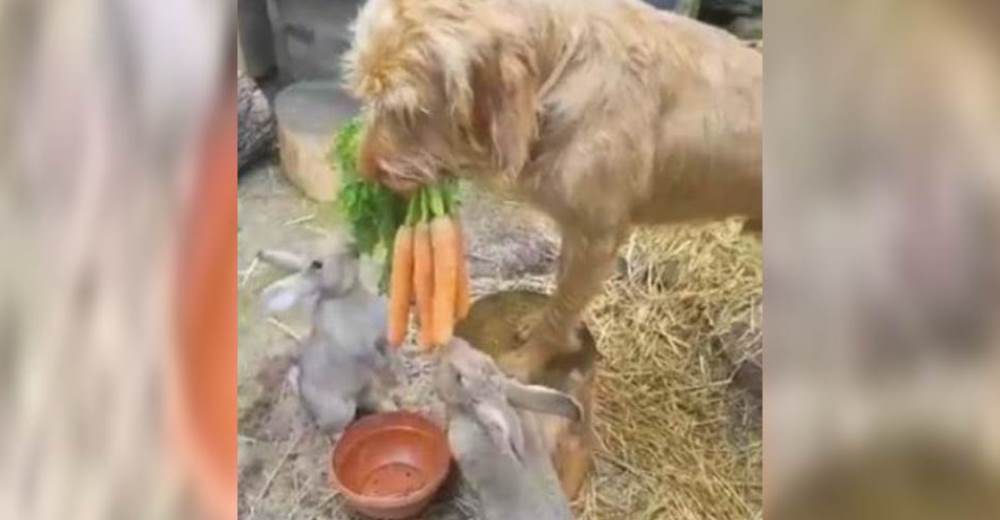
[
  {"xmin": 413, "ymin": 219, "xmax": 435, "ymax": 349},
  {"xmin": 453, "ymin": 217, "xmax": 471, "ymax": 320},
  {"xmin": 386, "ymin": 224, "xmax": 414, "ymax": 347},
  {"xmin": 430, "ymin": 193, "xmax": 458, "ymax": 346}
]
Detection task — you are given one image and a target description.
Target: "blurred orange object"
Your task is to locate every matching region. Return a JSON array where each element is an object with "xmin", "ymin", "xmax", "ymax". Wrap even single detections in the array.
[{"xmin": 171, "ymin": 84, "xmax": 238, "ymax": 519}]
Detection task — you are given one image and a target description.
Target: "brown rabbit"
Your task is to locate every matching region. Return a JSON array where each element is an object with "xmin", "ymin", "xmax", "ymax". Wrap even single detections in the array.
[{"xmin": 454, "ymin": 290, "xmax": 597, "ymax": 500}]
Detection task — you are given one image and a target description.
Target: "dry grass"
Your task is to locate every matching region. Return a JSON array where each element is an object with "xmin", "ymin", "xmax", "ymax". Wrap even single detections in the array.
[
  {"xmin": 573, "ymin": 221, "xmax": 763, "ymax": 520},
  {"xmin": 463, "ymin": 218, "xmax": 763, "ymax": 519},
  {"xmin": 237, "ymin": 206, "xmax": 762, "ymax": 519}
]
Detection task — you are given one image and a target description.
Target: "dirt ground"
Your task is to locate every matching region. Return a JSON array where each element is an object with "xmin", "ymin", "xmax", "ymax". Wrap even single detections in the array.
[
  {"xmin": 237, "ymin": 162, "xmax": 565, "ymax": 519},
  {"xmin": 237, "ymin": 161, "xmax": 761, "ymax": 519}
]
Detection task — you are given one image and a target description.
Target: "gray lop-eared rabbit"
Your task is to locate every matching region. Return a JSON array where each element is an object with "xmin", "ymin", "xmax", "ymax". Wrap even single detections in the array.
[
  {"xmin": 436, "ymin": 338, "xmax": 583, "ymax": 519},
  {"xmin": 257, "ymin": 242, "xmax": 398, "ymax": 436}
]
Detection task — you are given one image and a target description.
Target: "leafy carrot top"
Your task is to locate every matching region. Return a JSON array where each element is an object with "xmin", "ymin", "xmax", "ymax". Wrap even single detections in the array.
[
  {"xmin": 329, "ymin": 116, "xmax": 459, "ymax": 293},
  {"xmin": 329, "ymin": 117, "xmax": 407, "ymax": 265}
]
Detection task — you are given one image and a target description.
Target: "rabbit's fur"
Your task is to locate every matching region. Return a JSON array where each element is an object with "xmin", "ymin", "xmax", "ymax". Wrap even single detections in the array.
[
  {"xmin": 436, "ymin": 338, "xmax": 582, "ymax": 519},
  {"xmin": 258, "ymin": 242, "xmax": 398, "ymax": 436}
]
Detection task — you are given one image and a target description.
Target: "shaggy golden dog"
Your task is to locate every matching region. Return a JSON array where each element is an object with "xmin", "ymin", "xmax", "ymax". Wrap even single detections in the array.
[{"xmin": 343, "ymin": 0, "xmax": 762, "ymax": 382}]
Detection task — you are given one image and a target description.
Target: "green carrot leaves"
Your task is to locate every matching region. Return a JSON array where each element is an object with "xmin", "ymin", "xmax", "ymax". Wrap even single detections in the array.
[
  {"xmin": 329, "ymin": 115, "xmax": 459, "ymax": 294},
  {"xmin": 331, "ymin": 117, "xmax": 406, "ymax": 260}
]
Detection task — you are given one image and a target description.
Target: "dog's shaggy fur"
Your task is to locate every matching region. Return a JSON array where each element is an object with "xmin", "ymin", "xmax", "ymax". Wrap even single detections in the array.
[{"xmin": 344, "ymin": 0, "xmax": 762, "ymax": 381}]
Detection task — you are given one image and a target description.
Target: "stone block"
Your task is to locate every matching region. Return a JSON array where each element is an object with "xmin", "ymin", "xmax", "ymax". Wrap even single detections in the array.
[
  {"xmin": 267, "ymin": 0, "xmax": 364, "ymax": 82},
  {"xmin": 238, "ymin": 0, "xmax": 277, "ymax": 78},
  {"xmin": 274, "ymin": 81, "xmax": 358, "ymax": 201}
]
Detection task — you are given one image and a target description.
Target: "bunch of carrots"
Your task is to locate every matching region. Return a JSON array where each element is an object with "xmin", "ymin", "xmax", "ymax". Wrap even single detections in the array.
[
  {"xmin": 332, "ymin": 116, "xmax": 470, "ymax": 350},
  {"xmin": 386, "ymin": 186, "xmax": 471, "ymax": 349}
]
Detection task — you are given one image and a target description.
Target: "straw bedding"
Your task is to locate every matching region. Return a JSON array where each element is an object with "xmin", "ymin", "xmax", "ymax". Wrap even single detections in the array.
[
  {"xmin": 473, "ymin": 217, "xmax": 763, "ymax": 519},
  {"xmin": 238, "ymin": 190, "xmax": 761, "ymax": 519},
  {"xmin": 577, "ymin": 222, "xmax": 762, "ymax": 519}
]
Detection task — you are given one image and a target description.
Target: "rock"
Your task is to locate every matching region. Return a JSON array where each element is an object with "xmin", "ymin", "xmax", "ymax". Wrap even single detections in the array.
[
  {"xmin": 237, "ymin": 0, "xmax": 277, "ymax": 78},
  {"xmin": 273, "ymin": 81, "xmax": 358, "ymax": 201},
  {"xmin": 642, "ymin": 0, "xmax": 701, "ymax": 17},
  {"xmin": 457, "ymin": 189, "xmax": 560, "ymax": 280},
  {"xmin": 238, "ymin": 72, "xmax": 277, "ymax": 171},
  {"xmin": 713, "ymin": 298, "xmax": 762, "ymax": 401},
  {"xmin": 267, "ymin": 0, "xmax": 363, "ymax": 82},
  {"xmin": 702, "ymin": 0, "xmax": 761, "ymax": 18},
  {"xmin": 729, "ymin": 16, "xmax": 762, "ymax": 40},
  {"xmin": 733, "ymin": 349, "xmax": 762, "ymax": 399}
]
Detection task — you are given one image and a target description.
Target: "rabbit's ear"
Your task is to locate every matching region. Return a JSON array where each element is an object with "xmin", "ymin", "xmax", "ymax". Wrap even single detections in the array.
[
  {"xmin": 504, "ymin": 380, "xmax": 583, "ymax": 422},
  {"xmin": 257, "ymin": 249, "xmax": 309, "ymax": 272},
  {"xmin": 260, "ymin": 273, "xmax": 319, "ymax": 315},
  {"xmin": 473, "ymin": 400, "xmax": 526, "ymax": 461}
]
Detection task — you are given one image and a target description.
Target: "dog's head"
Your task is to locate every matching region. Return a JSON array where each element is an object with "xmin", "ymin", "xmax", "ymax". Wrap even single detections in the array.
[{"xmin": 343, "ymin": 0, "xmax": 539, "ymax": 193}]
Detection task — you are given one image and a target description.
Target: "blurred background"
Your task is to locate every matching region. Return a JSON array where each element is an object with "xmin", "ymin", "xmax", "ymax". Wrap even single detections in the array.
[
  {"xmin": 0, "ymin": 0, "xmax": 998, "ymax": 519},
  {"xmin": 765, "ymin": 0, "xmax": 1000, "ymax": 518},
  {"xmin": 0, "ymin": 1, "xmax": 234, "ymax": 519}
]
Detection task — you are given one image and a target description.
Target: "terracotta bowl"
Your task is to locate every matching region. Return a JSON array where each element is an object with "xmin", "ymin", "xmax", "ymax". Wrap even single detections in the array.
[{"xmin": 330, "ymin": 411, "xmax": 451, "ymax": 519}]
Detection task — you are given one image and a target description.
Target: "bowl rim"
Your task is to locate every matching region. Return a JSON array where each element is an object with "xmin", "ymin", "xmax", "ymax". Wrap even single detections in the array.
[{"xmin": 329, "ymin": 411, "xmax": 452, "ymax": 509}]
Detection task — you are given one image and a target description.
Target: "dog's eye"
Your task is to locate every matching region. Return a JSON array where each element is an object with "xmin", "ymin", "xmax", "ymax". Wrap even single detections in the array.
[{"xmin": 310, "ymin": 260, "xmax": 323, "ymax": 270}]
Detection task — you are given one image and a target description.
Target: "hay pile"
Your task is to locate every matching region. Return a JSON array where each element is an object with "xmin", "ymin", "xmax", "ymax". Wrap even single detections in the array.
[
  {"xmin": 238, "ymin": 188, "xmax": 761, "ymax": 518},
  {"xmin": 468, "ymin": 217, "xmax": 763, "ymax": 519},
  {"xmin": 578, "ymin": 221, "xmax": 762, "ymax": 519}
]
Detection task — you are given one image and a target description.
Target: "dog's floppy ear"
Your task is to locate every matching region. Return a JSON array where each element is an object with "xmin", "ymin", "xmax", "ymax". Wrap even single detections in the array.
[{"xmin": 469, "ymin": 42, "xmax": 538, "ymax": 178}]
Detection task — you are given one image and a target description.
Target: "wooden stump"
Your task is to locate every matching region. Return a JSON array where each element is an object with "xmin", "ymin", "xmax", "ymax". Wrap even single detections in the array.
[
  {"xmin": 273, "ymin": 81, "xmax": 358, "ymax": 201},
  {"xmin": 237, "ymin": 72, "xmax": 276, "ymax": 171}
]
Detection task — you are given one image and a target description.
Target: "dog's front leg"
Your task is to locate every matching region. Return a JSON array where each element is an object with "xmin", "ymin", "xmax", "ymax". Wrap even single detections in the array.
[{"xmin": 500, "ymin": 229, "xmax": 622, "ymax": 381}]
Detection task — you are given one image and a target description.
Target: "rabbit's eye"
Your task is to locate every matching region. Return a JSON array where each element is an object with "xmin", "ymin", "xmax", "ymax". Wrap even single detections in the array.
[{"xmin": 310, "ymin": 260, "xmax": 323, "ymax": 270}]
